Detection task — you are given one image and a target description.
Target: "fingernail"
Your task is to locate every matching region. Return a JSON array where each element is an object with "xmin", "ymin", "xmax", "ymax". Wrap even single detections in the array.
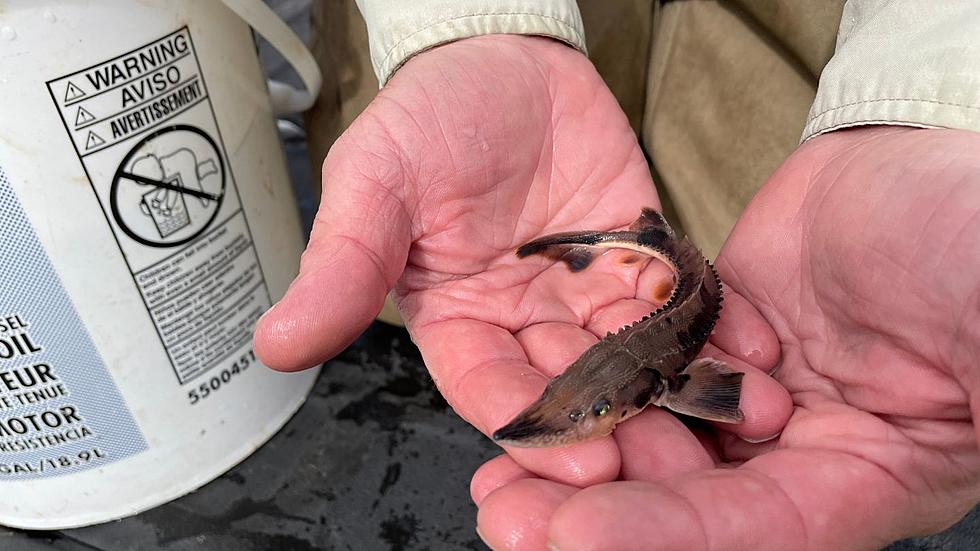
[
  {"xmin": 476, "ymin": 526, "xmax": 497, "ymax": 551},
  {"xmin": 547, "ymin": 542, "xmax": 561, "ymax": 551},
  {"xmin": 741, "ymin": 347, "xmax": 763, "ymax": 364},
  {"xmin": 740, "ymin": 431, "xmax": 781, "ymax": 444}
]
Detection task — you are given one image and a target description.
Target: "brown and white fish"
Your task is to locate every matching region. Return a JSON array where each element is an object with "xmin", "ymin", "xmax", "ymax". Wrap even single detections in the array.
[{"xmin": 493, "ymin": 208, "xmax": 743, "ymax": 448}]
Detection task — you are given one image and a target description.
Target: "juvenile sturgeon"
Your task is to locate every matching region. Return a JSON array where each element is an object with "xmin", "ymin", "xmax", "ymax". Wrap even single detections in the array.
[{"xmin": 493, "ymin": 208, "xmax": 743, "ymax": 448}]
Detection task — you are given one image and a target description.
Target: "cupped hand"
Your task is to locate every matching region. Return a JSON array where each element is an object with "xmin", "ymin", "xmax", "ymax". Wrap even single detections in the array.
[
  {"xmin": 473, "ymin": 127, "xmax": 980, "ymax": 550},
  {"xmin": 254, "ymin": 35, "xmax": 789, "ymax": 487}
]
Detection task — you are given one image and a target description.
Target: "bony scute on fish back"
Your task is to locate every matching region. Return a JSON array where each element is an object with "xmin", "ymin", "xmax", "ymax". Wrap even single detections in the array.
[{"xmin": 492, "ymin": 208, "xmax": 744, "ymax": 448}]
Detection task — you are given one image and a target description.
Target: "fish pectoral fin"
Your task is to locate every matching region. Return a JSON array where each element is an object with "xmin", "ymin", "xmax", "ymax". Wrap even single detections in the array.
[
  {"xmin": 658, "ymin": 358, "xmax": 744, "ymax": 423},
  {"xmin": 517, "ymin": 243, "xmax": 596, "ymax": 272}
]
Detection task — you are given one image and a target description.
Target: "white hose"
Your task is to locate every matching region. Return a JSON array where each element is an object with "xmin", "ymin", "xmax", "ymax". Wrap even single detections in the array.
[{"xmin": 220, "ymin": 0, "xmax": 322, "ymax": 114}]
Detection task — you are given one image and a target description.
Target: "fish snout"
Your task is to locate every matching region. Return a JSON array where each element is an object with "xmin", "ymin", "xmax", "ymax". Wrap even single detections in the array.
[
  {"xmin": 492, "ymin": 405, "xmax": 606, "ymax": 447},
  {"xmin": 492, "ymin": 415, "xmax": 550, "ymax": 443},
  {"xmin": 492, "ymin": 412, "xmax": 572, "ymax": 447}
]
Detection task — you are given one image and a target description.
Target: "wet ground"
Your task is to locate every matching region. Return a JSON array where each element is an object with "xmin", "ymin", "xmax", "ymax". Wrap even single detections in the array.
[
  {"xmin": 4, "ymin": 323, "xmax": 496, "ymax": 551},
  {"xmin": 4, "ymin": 320, "xmax": 978, "ymax": 551}
]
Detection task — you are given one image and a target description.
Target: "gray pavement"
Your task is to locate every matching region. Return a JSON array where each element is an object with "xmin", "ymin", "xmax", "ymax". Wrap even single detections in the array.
[{"xmin": 2, "ymin": 324, "xmax": 494, "ymax": 550}]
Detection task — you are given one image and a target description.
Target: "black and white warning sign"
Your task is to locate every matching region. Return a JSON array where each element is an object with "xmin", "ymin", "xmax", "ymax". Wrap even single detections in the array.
[
  {"xmin": 46, "ymin": 28, "xmax": 271, "ymax": 385},
  {"xmin": 111, "ymin": 125, "xmax": 225, "ymax": 247}
]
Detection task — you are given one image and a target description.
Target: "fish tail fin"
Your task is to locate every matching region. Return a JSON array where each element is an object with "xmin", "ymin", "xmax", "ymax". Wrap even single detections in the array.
[
  {"xmin": 630, "ymin": 208, "xmax": 675, "ymax": 239},
  {"xmin": 516, "ymin": 208, "xmax": 681, "ymax": 273},
  {"xmin": 658, "ymin": 358, "xmax": 743, "ymax": 423}
]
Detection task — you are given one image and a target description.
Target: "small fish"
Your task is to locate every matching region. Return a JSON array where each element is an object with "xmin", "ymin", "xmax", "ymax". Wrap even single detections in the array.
[{"xmin": 493, "ymin": 208, "xmax": 743, "ymax": 448}]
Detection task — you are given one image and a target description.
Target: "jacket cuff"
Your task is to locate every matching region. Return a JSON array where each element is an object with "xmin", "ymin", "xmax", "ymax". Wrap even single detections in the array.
[
  {"xmin": 802, "ymin": 0, "xmax": 980, "ymax": 142},
  {"xmin": 355, "ymin": 0, "xmax": 586, "ymax": 85}
]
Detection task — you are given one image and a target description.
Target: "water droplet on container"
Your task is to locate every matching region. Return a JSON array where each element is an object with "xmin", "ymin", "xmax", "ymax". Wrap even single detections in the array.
[
  {"xmin": 0, "ymin": 27, "xmax": 16, "ymax": 41},
  {"xmin": 43, "ymin": 9, "xmax": 58, "ymax": 23}
]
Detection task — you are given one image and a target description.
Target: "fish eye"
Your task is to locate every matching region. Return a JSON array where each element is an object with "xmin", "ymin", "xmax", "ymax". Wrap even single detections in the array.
[
  {"xmin": 568, "ymin": 410, "xmax": 584, "ymax": 422},
  {"xmin": 592, "ymin": 399, "xmax": 611, "ymax": 417}
]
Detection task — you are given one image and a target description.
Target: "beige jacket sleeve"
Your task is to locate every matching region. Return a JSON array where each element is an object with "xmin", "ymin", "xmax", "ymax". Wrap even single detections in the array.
[
  {"xmin": 353, "ymin": 0, "xmax": 586, "ymax": 85},
  {"xmin": 803, "ymin": 0, "xmax": 980, "ymax": 141}
]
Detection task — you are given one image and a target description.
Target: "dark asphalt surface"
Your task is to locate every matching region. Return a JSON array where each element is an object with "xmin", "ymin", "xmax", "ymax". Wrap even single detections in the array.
[
  {"xmin": 4, "ymin": 319, "xmax": 977, "ymax": 550},
  {"xmin": 4, "ymin": 323, "xmax": 495, "ymax": 551}
]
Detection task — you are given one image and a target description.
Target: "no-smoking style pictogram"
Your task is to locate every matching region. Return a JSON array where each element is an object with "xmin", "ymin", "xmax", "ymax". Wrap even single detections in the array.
[{"xmin": 111, "ymin": 124, "xmax": 226, "ymax": 248}]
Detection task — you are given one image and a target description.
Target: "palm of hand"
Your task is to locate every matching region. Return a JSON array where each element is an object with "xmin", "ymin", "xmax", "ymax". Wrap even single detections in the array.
[
  {"xmin": 370, "ymin": 35, "xmax": 671, "ymax": 481},
  {"xmin": 716, "ymin": 127, "xmax": 980, "ymax": 542},
  {"xmin": 474, "ymin": 127, "xmax": 980, "ymax": 551},
  {"xmin": 254, "ymin": 34, "xmax": 979, "ymax": 550},
  {"xmin": 257, "ymin": 36, "xmax": 787, "ymax": 492}
]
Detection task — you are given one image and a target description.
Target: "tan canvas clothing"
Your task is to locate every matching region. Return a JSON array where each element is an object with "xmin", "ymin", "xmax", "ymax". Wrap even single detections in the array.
[
  {"xmin": 307, "ymin": 1, "xmax": 980, "ymax": 318},
  {"xmin": 353, "ymin": 0, "xmax": 587, "ymax": 84},
  {"xmin": 804, "ymin": 0, "xmax": 980, "ymax": 140},
  {"xmin": 641, "ymin": 1, "xmax": 836, "ymax": 256}
]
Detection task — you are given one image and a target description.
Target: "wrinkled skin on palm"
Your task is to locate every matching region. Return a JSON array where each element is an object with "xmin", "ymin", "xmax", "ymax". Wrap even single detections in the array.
[{"xmin": 253, "ymin": 33, "xmax": 980, "ymax": 551}]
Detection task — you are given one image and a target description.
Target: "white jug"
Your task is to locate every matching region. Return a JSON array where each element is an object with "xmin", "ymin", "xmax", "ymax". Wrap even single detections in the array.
[{"xmin": 0, "ymin": 0, "xmax": 321, "ymax": 529}]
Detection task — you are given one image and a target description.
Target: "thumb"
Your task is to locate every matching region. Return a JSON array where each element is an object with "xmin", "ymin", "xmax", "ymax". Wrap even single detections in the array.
[
  {"xmin": 254, "ymin": 141, "xmax": 413, "ymax": 371},
  {"xmin": 543, "ymin": 450, "xmax": 913, "ymax": 551}
]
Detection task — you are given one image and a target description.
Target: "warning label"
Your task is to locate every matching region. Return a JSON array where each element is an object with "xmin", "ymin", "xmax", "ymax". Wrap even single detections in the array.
[
  {"xmin": 138, "ymin": 217, "xmax": 266, "ymax": 382},
  {"xmin": 46, "ymin": 27, "xmax": 271, "ymax": 384},
  {"xmin": 111, "ymin": 124, "xmax": 226, "ymax": 248},
  {"xmin": 51, "ymin": 30, "xmax": 205, "ymax": 156}
]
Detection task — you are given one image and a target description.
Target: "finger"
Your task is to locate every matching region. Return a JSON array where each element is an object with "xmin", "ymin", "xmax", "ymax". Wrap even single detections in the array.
[
  {"xmin": 549, "ymin": 449, "xmax": 913, "ymax": 551},
  {"xmin": 710, "ymin": 285, "xmax": 781, "ymax": 372},
  {"xmin": 580, "ymin": 257, "xmax": 673, "ymax": 338},
  {"xmin": 254, "ymin": 144, "xmax": 413, "ymax": 371},
  {"xmin": 505, "ymin": 439, "xmax": 620, "ymax": 488},
  {"xmin": 701, "ymin": 347, "xmax": 793, "ymax": 442},
  {"xmin": 585, "ymin": 298, "xmax": 657, "ymax": 337},
  {"xmin": 471, "ymin": 454, "xmax": 536, "ymax": 506},
  {"xmin": 514, "ymin": 253, "xmax": 648, "ymax": 328},
  {"xmin": 614, "ymin": 408, "xmax": 715, "ymax": 481},
  {"xmin": 717, "ymin": 431, "xmax": 780, "ymax": 462},
  {"xmin": 514, "ymin": 322, "xmax": 598, "ymax": 377},
  {"xmin": 477, "ymin": 478, "xmax": 577, "ymax": 551},
  {"xmin": 635, "ymin": 254, "xmax": 678, "ymax": 305},
  {"xmin": 689, "ymin": 424, "xmax": 724, "ymax": 464},
  {"xmin": 508, "ymin": 245, "xmax": 667, "ymax": 331},
  {"xmin": 416, "ymin": 319, "xmax": 621, "ymax": 486},
  {"xmin": 548, "ymin": 476, "xmax": 800, "ymax": 551}
]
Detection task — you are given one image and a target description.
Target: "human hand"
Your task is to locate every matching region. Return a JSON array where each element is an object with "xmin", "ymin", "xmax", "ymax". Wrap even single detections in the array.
[
  {"xmin": 472, "ymin": 126, "xmax": 980, "ymax": 550},
  {"xmin": 254, "ymin": 35, "xmax": 790, "ymax": 488}
]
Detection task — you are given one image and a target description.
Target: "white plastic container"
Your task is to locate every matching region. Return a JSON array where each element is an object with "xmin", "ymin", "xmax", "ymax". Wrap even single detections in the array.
[{"xmin": 0, "ymin": 0, "xmax": 321, "ymax": 529}]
